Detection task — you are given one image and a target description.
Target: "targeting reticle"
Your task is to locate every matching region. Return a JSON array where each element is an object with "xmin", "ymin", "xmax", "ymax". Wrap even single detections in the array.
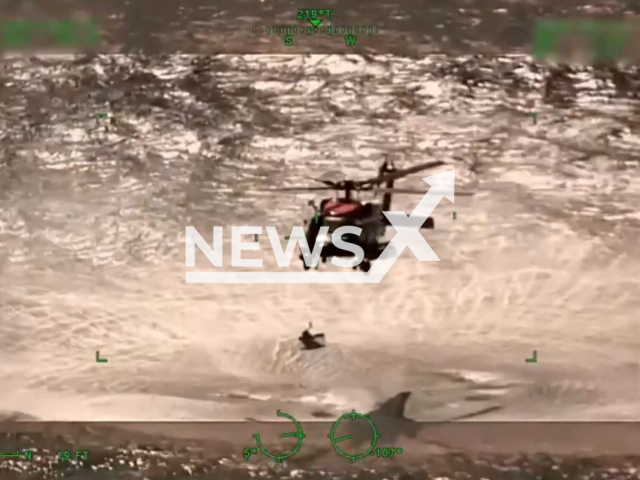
[
  {"xmin": 253, "ymin": 410, "xmax": 305, "ymax": 463},
  {"xmin": 328, "ymin": 411, "xmax": 379, "ymax": 462}
]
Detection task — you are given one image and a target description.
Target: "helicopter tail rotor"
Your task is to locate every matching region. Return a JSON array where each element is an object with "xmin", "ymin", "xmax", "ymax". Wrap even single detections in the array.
[{"xmin": 379, "ymin": 156, "xmax": 397, "ymax": 212}]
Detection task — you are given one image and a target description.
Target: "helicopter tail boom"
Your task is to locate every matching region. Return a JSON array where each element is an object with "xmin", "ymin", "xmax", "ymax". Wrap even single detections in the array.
[{"xmin": 382, "ymin": 213, "xmax": 435, "ymax": 229}]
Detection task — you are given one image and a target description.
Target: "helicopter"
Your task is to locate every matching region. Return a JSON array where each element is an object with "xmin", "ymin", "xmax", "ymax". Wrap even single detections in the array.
[{"xmin": 266, "ymin": 158, "xmax": 474, "ymax": 272}]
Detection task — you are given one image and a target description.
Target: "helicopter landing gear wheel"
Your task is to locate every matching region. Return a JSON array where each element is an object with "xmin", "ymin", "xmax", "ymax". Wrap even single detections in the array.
[{"xmin": 359, "ymin": 260, "xmax": 371, "ymax": 272}]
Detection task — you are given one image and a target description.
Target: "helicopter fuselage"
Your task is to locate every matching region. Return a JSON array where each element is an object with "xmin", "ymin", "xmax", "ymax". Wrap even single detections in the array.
[
  {"xmin": 318, "ymin": 198, "xmax": 386, "ymax": 247},
  {"xmin": 300, "ymin": 198, "xmax": 388, "ymax": 272}
]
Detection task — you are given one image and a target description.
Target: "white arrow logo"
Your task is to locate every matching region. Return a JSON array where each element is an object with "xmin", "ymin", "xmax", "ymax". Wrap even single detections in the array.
[{"xmin": 186, "ymin": 169, "xmax": 454, "ymax": 284}]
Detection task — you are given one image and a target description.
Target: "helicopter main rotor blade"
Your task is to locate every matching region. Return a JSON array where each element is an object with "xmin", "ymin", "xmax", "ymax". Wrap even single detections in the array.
[
  {"xmin": 314, "ymin": 179, "xmax": 340, "ymax": 188},
  {"xmin": 258, "ymin": 186, "xmax": 335, "ymax": 192},
  {"xmin": 374, "ymin": 187, "xmax": 476, "ymax": 196},
  {"xmin": 360, "ymin": 160, "xmax": 448, "ymax": 186},
  {"xmin": 311, "ymin": 170, "xmax": 346, "ymax": 186}
]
